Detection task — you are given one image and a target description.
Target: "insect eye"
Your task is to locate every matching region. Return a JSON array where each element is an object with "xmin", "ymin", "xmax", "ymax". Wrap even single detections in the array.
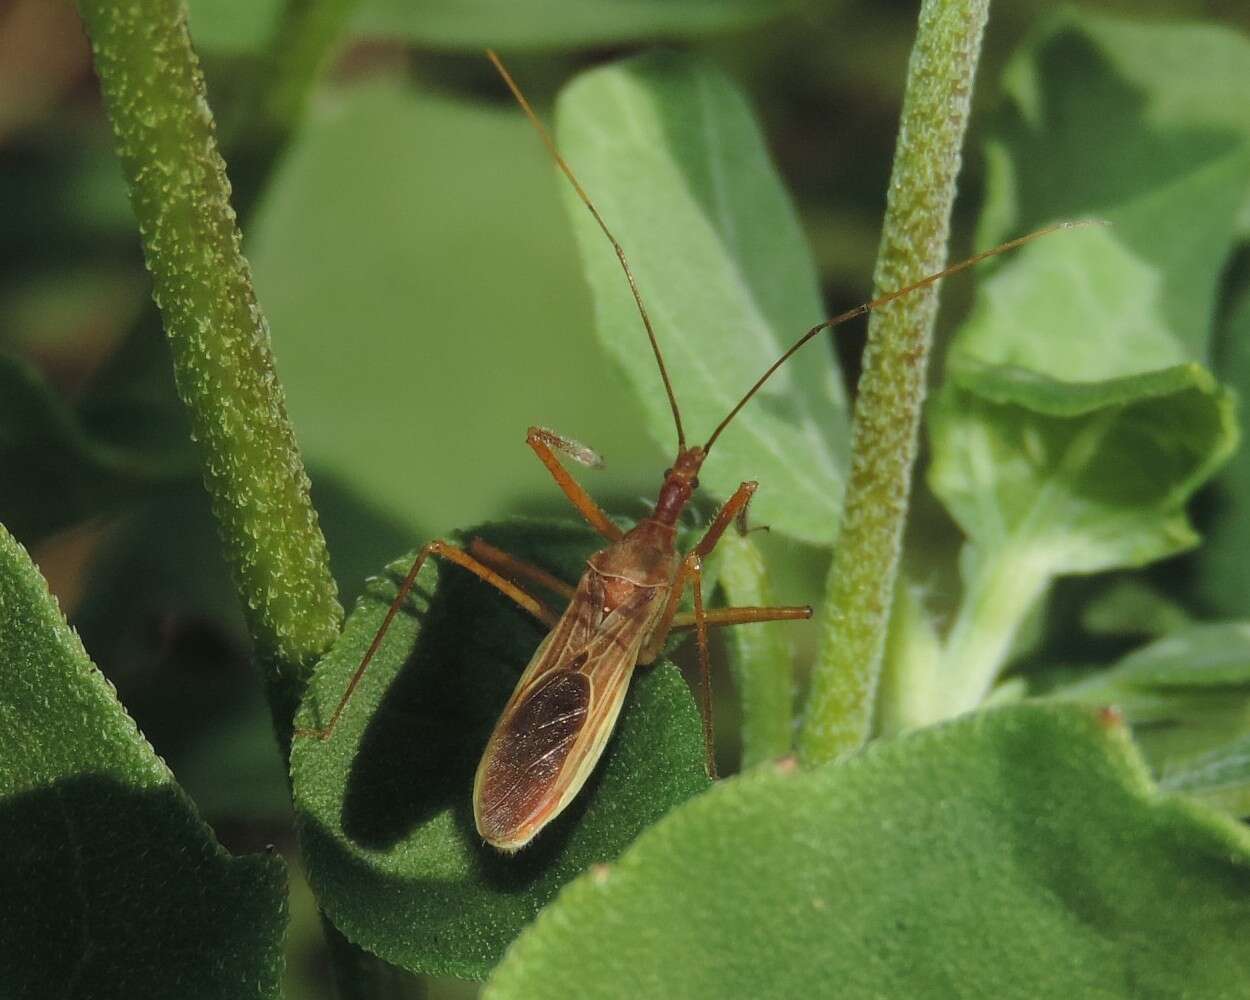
[
  {"xmin": 663, "ymin": 467, "xmax": 673, "ymax": 478},
  {"xmin": 690, "ymin": 478, "xmax": 699, "ymax": 489}
]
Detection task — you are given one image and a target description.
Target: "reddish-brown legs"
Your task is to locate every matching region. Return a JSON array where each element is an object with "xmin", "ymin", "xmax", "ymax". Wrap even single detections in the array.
[
  {"xmin": 295, "ymin": 540, "xmax": 559, "ymax": 741},
  {"xmin": 527, "ymin": 427, "xmax": 623, "ymax": 542},
  {"xmin": 469, "ymin": 537, "xmax": 577, "ymax": 602},
  {"xmin": 641, "ymin": 481, "xmax": 812, "ymax": 777},
  {"xmin": 298, "ymin": 452, "xmax": 806, "ymax": 758}
]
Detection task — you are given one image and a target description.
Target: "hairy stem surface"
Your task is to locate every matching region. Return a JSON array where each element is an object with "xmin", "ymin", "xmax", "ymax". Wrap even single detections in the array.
[
  {"xmin": 77, "ymin": 0, "xmax": 343, "ymax": 746},
  {"xmin": 799, "ymin": 0, "xmax": 991, "ymax": 765}
]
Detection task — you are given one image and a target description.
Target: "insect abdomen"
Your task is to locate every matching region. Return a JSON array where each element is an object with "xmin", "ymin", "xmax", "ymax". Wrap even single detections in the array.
[{"xmin": 473, "ymin": 669, "xmax": 591, "ymax": 850}]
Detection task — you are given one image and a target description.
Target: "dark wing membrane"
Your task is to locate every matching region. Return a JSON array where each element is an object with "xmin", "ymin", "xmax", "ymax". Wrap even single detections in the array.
[
  {"xmin": 474, "ymin": 584, "xmax": 665, "ymax": 849},
  {"xmin": 473, "ymin": 668, "xmax": 591, "ymax": 845}
]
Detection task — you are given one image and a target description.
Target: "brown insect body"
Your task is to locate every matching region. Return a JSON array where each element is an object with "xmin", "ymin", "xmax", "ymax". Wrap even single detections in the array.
[{"xmin": 473, "ymin": 450, "xmax": 704, "ymax": 851}]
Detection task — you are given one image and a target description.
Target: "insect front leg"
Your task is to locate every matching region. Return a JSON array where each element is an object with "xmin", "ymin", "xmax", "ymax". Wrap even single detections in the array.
[
  {"xmin": 694, "ymin": 480, "xmax": 758, "ymax": 558},
  {"xmin": 527, "ymin": 426, "xmax": 624, "ymax": 542},
  {"xmin": 643, "ymin": 481, "xmax": 812, "ymax": 778},
  {"xmin": 295, "ymin": 540, "xmax": 561, "ymax": 742}
]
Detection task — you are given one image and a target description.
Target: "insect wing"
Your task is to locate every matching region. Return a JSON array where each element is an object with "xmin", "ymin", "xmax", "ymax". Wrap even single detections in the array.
[{"xmin": 473, "ymin": 582, "xmax": 664, "ymax": 851}]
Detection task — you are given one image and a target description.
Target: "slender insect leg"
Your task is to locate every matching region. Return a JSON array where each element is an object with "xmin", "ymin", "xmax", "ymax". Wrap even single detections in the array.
[
  {"xmin": 467, "ymin": 537, "xmax": 577, "ymax": 602},
  {"xmin": 672, "ymin": 605, "xmax": 811, "ymax": 629},
  {"xmin": 638, "ymin": 481, "xmax": 761, "ymax": 664},
  {"xmin": 643, "ymin": 481, "xmax": 800, "ymax": 776},
  {"xmin": 527, "ymin": 426, "xmax": 624, "ymax": 542},
  {"xmin": 694, "ymin": 480, "xmax": 758, "ymax": 558},
  {"xmin": 295, "ymin": 540, "xmax": 560, "ymax": 742},
  {"xmin": 632, "ymin": 550, "xmax": 716, "ymax": 777}
]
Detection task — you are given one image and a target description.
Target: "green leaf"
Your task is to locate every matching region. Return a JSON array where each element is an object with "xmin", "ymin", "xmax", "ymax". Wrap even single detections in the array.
[
  {"xmin": 186, "ymin": 0, "xmax": 282, "ymax": 52},
  {"xmin": 931, "ymin": 357, "xmax": 1235, "ymax": 579},
  {"xmin": 979, "ymin": 10, "xmax": 1250, "ymax": 358},
  {"xmin": 715, "ymin": 531, "xmax": 795, "ymax": 768},
  {"xmin": 917, "ymin": 14, "xmax": 1250, "ymax": 721},
  {"xmin": 1046, "ymin": 622, "xmax": 1250, "ymax": 774},
  {"xmin": 486, "ymin": 704, "xmax": 1250, "ymax": 998},
  {"xmin": 187, "ymin": 0, "xmax": 790, "ymax": 53},
  {"xmin": 1080, "ymin": 578, "xmax": 1192, "ymax": 638},
  {"xmin": 926, "ymin": 238, "xmax": 1237, "ymax": 709},
  {"xmin": 1075, "ymin": 622, "xmax": 1250, "ymax": 690},
  {"xmin": 0, "ymin": 350, "xmax": 194, "ymax": 542},
  {"xmin": 1200, "ymin": 289, "xmax": 1250, "ymax": 617},
  {"xmin": 0, "ymin": 523, "xmax": 286, "ymax": 998},
  {"xmin": 249, "ymin": 78, "xmax": 666, "ymax": 541},
  {"xmin": 291, "ymin": 520, "xmax": 710, "ymax": 980},
  {"xmin": 1160, "ymin": 733, "xmax": 1250, "ymax": 818},
  {"xmin": 555, "ymin": 53, "xmax": 849, "ymax": 546}
]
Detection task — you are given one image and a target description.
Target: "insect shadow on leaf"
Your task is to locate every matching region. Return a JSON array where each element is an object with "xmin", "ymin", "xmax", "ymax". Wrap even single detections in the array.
[{"xmin": 340, "ymin": 522, "xmax": 618, "ymax": 879}]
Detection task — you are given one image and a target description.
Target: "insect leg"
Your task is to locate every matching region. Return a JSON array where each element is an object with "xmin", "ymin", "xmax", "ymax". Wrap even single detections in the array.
[
  {"xmin": 672, "ymin": 605, "xmax": 811, "ymax": 628},
  {"xmin": 295, "ymin": 540, "xmax": 560, "ymax": 742},
  {"xmin": 646, "ymin": 481, "xmax": 795, "ymax": 776},
  {"xmin": 633, "ymin": 550, "xmax": 718, "ymax": 777},
  {"xmin": 467, "ymin": 537, "xmax": 577, "ymax": 602},
  {"xmin": 694, "ymin": 481, "xmax": 758, "ymax": 558},
  {"xmin": 637, "ymin": 480, "xmax": 763, "ymax": 665},
  {"xmin": 528, "ymin": 426, "xmax": 624, "ymax": 542}
]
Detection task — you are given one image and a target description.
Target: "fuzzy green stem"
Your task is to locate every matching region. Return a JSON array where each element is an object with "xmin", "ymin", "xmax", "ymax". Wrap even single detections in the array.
[
  {"xmin": 798, "ymin": 0, "xmax": 990, "ymax": 765},
  {"xmin": 717, "ymin": 533, "xmax": 796, "ymax": 768},
  {"xmin": 76, "ymin": 0, "xmax": 343, "ymax": 746}
]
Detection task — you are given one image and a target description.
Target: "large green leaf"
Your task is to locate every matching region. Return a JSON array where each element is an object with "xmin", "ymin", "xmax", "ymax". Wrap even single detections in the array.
[
  {"xmin": 486, "ymin": 704, "xmax": 1250, "ymax": 998},
  {"xmin": 249, "ymin": 78, "xmax": 666, "ymax": 542},
  {"xmin": 930, "ymin": 355, "xmax": 1235, "ymax": 580},
  {"xmin": 555, "ymin": 53, "xmax": 849, "ymax": 546},
  {"xmin": 0, "ymin": 523, "xmax": 286, "ymax": 998},
  {"xmin": 924, "ymin": 353, "xmax": 1233, "ymax": 715},
  {"xmin": 291, "ymin": 520, "xmax": 710, "ymax": 979},
  {"xmin": 978, "ymin": 10, "xmax": 1250, "ymax": 358}
]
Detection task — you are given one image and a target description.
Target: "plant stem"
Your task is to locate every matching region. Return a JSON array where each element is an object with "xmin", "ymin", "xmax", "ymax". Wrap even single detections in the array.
[
  {"xmin": 798, "ymin": 0, "xmax": 991, "ymax": 765},
  {"xmin": 717, "ymin": 533, "xmax": 795, "ymax": 767},
  {"xmin": 76, "ymin": 0, "xmax": 343, "ymax": 748},
  {"xmin": 935, "ymin": 545, "xmax": 1050, "ymax": 722}
]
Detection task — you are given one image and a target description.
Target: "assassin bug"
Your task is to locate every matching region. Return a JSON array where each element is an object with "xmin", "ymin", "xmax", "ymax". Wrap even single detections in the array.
[{"xmin": 297, "ymin": 50, "xmax": 1087, "ymax": 852}]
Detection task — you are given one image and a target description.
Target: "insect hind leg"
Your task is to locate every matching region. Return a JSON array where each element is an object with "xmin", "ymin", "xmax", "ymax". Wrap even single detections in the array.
[
  {"xmin": 294, "ymin": 540, "xmax": 560, "ymax": 742},
  {"xmin": 468, "ymin": 537, "xmax": 576, "ymax": 602}
]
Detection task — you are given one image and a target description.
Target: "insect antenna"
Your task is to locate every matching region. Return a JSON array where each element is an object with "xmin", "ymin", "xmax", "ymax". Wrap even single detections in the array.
[
  {"xmin": 486, "ymin": 49, "xmax": 687, "ymax": 452},
  {"xmin": 702, "ymin": 219, "xmax": 1105, "ymax": 453}
]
